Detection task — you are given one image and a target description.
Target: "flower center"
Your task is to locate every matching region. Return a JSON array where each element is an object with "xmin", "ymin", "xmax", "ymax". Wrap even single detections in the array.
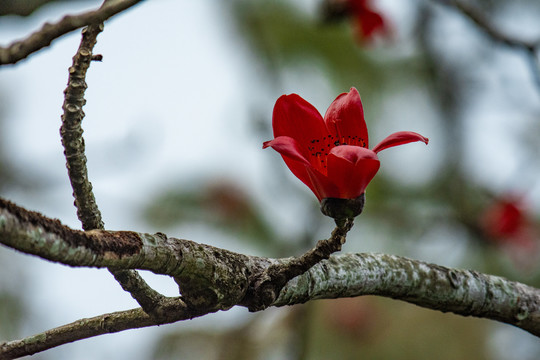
[{"xmin": 307, "ymin": 134, "xmax": 367, "ymax": 174}]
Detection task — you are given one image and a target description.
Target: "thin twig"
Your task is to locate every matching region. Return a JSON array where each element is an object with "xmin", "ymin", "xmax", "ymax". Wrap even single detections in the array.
[
  {"xmin": 435, "ymin": 0, "xmax": 540, "ymax": 95},
  {"xmin": 0, "ymin": 0, "xmax": 144, "ymax": 65},
  {"xmin": 0, "ymin": 298, "xmax": 212, "ymax": 360}
]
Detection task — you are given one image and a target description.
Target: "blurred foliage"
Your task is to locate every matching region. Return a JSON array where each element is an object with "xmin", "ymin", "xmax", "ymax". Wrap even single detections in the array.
[
  {"xmin": 143, "ymin": 179, "xmax": 288, "ymax": 254},
  {"xmin": 226, "ymin": 0, "xmax": 432, "ymax": 99},
  {"xmin": 0, "ymin": 97, "xmax": 29, "ymax": 341},
  {"xmin": 309, "ymin": 297, "xmax": 489, "ymax": 360},
  {"xmin": 152, "ymin": 320, "xmax": 262, "ymax": 360},
  {"xmin": 149, "ymin": 297, "xmax": 489, "ymax": 360},
  {"xmin": 0, "ymin": 287, "xmax": 25, "ymax": 340}
]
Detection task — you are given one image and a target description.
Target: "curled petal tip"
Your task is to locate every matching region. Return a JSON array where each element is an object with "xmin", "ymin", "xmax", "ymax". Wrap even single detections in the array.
[
  {"xmin": 261, "ymin": 136, "xmax": 311, "ymax": 166},
  {"xmin": 372, "ymin": 131, "xmax": 429, "ymax": 153}
]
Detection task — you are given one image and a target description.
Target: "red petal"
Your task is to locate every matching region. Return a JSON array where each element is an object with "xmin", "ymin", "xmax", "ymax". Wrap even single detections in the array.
[
  {"xmin": 330, "ymin": 144, "xmax": 378, "ymax": 164},
  {"xmin": 305, "ymin": 168, "xmax": 340, "ymax": 200},
  {"xmin": 263, "ymin": 136, "xmax": 326, "ymax": 200},
  {"xmin": 324, "ymin": 88, "xmax": 369, "ymax": 148},
  {"xmin": 326, "ymin": 146, "xmax": 380, "ymax": 199},
  {"xmin": 371, "ymin": 131, "xmax": 429, "ymax": 154},
  {"xmin": 272, "ymin": 94, "xmax": 327, "ymax": 146},
  {"xmin": 263, "ymin": 136, "xmax": 310, "ymax": 166}
]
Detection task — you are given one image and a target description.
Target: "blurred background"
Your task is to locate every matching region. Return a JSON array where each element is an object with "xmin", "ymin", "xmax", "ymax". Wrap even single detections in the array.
[{"xmin": 1, "ymin": 0, "xmax": 540, "ymax": 359}]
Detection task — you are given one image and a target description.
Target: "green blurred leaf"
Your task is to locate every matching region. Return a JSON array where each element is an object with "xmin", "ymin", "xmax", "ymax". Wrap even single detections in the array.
[
  {"xmin": 143, "ymin": 179, "xmax": 282, "ymax": 252},
  {"xmin": 225, "ymin": 0, "xmax": 433, "ymax": 95}
]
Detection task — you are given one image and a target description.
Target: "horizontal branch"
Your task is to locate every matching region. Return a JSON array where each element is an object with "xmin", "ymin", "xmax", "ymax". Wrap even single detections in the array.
[
  {"xmin": 274, "ymin": 253, "xmax": 540, "ymax": 336},
  {"xmin": 0, "ymin": 0, "xmax": 144, "ymax": 65},
  {"xmin": 0, "ymin": 197, "xmax": 265, "ymax": 310},
  {"xmin": 1, "ymin": 197, "xmax": 540, "ymax": 359}
]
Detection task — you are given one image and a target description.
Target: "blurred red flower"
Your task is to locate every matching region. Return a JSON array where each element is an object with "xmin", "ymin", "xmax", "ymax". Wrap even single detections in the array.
[
  {"xmin": 479, "ymin": 195, "xmax": 540, "ymax": 271},
  {"xmin": 323, "ymin": 298, "xmax": 378, "ymax": 340},
  {"xmin": 263, "ymin": 87, "xmax": 428, "ymax": 202},
  {"xmin": 348, "ymin": 0, "xmax": 389, "ymax": 41},
  {"xmin": 481, "ymin": 196, "xmax": 537, "ymax": 249}
]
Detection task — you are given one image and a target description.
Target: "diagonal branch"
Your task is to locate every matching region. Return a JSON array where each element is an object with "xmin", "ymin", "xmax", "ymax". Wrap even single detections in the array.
[
  {"xmin": 59, "ymin": 8, "xmax": 164, "ymax": 314},
  {"xmin": 0, "ymin": 298, "xmax": 213, "ymax": 360},
  {"xmin": 434, "ymin": 0, "xmax": 540, "ymax": 94},
  {"xmin": 0, "ymin": 0, "xmax": 144, "ymax": 65}
]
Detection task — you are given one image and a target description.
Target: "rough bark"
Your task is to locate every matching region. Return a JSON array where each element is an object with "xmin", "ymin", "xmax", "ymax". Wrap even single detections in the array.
[
  {"xmin": 1, "ymin": 197, "xmax": 540, "ymax": 351},
  {"xmin": 58, "ymin": 6, "xmax": 166, "ymax": 315}
]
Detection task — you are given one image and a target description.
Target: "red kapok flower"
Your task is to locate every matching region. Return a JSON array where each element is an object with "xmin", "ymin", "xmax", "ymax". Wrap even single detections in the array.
[{"xmin": 263, "ymin": 87, "xmax": 428, "ymax": 218}]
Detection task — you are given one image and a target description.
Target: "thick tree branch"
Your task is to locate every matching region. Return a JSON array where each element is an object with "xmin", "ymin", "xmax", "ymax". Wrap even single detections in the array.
[
  {"xmin": 275, "ymin": 253, "xmax": 540, "ymax": 335},
  {"xmin": 0, "ymin": 0, "xmax": 144, "ymax": 65},
  {"xmin": 1, "ymin": 197, "xmax": 540, "ymax": 354}
]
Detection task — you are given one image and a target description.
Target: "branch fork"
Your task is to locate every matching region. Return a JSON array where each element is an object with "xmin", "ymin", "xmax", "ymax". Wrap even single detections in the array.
[{"xmin": 242, "ymin": 218, "xmax": 354, "ymax": 311}]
